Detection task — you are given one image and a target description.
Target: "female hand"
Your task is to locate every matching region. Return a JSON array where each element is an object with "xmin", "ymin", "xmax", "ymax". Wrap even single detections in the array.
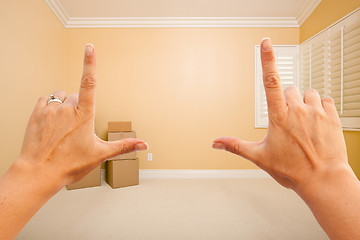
[
  {"xmin": 0, "ymin": 44, "xmax": 148, "ymax": 240},
  {"xmin": 212, "ymin": 38, "xmax": 360, "ymax": 240},
  {"xmin": 212, "ymin": 38, "xmax": 350, "ymax": 191},
  {"xmin": 17, "ymin": 44, "xmax": 148, "ymax": 187}
]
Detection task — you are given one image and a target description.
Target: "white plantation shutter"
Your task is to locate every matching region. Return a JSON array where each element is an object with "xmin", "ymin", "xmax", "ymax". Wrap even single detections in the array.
[
  {"xmin": 299, "ymin": 43, "xmax": 310, "ymax": 94},
  {"xmin": 255, "ymin": 45, "xmax": 298, "ymax": 128},
  {"xmin": 300, "ymin": 8, "xmax": 360, "ymax": 130},
  {"xmin": 300, "ymin": 31, "xmax": 329, "ymax": 97},
  {"xmin": 341, "ymin": 14, "xmax": 360, "ymax": 125},
  {"xmin": 329, "ymin": 24, "xmax": 342, "ymax": 113}
]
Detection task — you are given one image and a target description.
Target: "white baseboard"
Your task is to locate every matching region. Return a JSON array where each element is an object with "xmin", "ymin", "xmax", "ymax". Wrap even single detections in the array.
[
  {"xmin": 102, "ymin": 169, "xmax": 270, "ymax": 179},
  {"xmin": 139, "ymin": 169, "xmax": 270, "ymax": 179}
]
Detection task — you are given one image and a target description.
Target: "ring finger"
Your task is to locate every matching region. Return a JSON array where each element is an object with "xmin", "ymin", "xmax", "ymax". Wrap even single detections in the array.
[{"xmin": 47, "ymin": 90, "xmax": 66, "ymax": 106}]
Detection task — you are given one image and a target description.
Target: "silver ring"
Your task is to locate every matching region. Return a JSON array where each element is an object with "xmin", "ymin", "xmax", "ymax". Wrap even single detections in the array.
[{"xmin": 48, "ymin": 94, "xmax": 63, "ymax": 104}]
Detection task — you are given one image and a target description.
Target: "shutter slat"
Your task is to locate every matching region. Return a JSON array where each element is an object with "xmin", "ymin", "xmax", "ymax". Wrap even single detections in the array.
[
  {"xmin": 312, "ymin": 81, "xmax": 324, "ymax": 89},
  {"xmin": 344, "ymin": 33, "xmax": 360, "ymax": 48},
  {"xmin": 334, "ymin": 95, "xmax": 360, "ymax": 104},
  {"xmin": 339, "ymin": 110, "xmax": 360, "ymax": 117},
  {"xmin": 344, "ymin": 56, "xmax": 360, "ymax": 69},
  {"xmin": 312, "ymin": 70, "xmax": 324, "ymax": 79},
  {"xmin": 344, "ymin": 65, "xmax": 360, "ymax": 77},
  {"xmin": 344, "ymin": 24, "xmax": 360, "ymax": 40},
  {"xmin": 344, "ymin": 72, "xmax": 360, "ymax": 83},
  {"xmin": 344, "ymin": 48, "xmax": 360, "ymax": 63},
  {"xmin": 336, "ymin": 102, "xmax": 360, "ymax": 111},
  {"xmin": 331, "ymin": 79, "xmax": 360, "ymax": 92},
  {"xmin": 312, "ymin": 75, "xmax": 325, "ymax": 85}
]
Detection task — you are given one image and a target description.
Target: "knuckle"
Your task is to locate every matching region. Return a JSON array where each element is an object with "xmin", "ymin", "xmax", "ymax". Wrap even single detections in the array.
[
  {"xmin": 292, "ymin": 104, "xmax": 307, "ymax": 116},
  {"xmin": 312, "ymin": 108, "xmax": 327, "ymax": 120},
  {"xmin": 54, "ymin": 90, "xmax": 66, "ymax": 97},
  {"xmin": 270, "ymin": 110, "xmax": 287, "ymax": 125},
  {"xmin": 39, "ymin": 96, "xmax": 48, "ymax": 102},
  {"xmin": 44, "ymin": 106, "xmax": 57, "ymax": 117},
  {"xmin": 284, "ymin": 85, "xmax": 297, "ymax": 94},
  {"xmin": 59, "ymin": 104, "xmax": 75, "ymax": 115},
  {"xmin": 283, "ymin": 86, "xmax": 295, "ymax": 98},
  {"xmin": 230, "ymin": 143, "xmax": 241, "ymax": 155},
  {"xmin": 269, "ymin": 106, "xmax": 288, "ymax": 124},
  {"xmin": 330, "ymin": 116, "xmax": 342, "ymax": 127},
  {"xmin": 322, "ymin": 97, "xmax": 335, "ymax": 105},
  {"xmin": 119, "ymin": 141, "xmax": 134, "ymax": 154},
  {"xmin": 81, "ymin": 76, "xmax": 96, "ymax": 90},
  {"xmin": 264, "ymin": 74, "xmax": 281, "ymax": 89},
  {"xmin": 304, "ymin": 88, "xmax": 319, "ymax": 97}
]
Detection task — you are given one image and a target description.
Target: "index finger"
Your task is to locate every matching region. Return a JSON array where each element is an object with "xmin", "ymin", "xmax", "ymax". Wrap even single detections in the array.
[
  {"xmin": 261, "ymin": 38, "xmax": 286, "ymax": 116},
  {"xmin": 78, "ymin": 44, "xmax": 97, "ymax": 114}
]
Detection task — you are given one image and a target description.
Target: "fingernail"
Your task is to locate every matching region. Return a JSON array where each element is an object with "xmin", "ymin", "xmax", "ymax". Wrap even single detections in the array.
[
  {"xmin": 261, "ymin": 38, "xmax": 272, "ymax": 52},
  {"xmin": 85, "ymin": 44, "xmax": 94, "ymax": 55},
  {"xmin": 135, "ymin": 142, "xmax": 149, "ymax": 151},
  {"xmin": 212, "ymin": 142, "xmax": 225, "ymax": 150}
]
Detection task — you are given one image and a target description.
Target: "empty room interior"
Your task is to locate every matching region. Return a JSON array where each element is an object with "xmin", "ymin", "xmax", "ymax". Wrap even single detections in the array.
[{"xmin": 1, "ymin": 0, "xmax": 360, "ymax": 239}]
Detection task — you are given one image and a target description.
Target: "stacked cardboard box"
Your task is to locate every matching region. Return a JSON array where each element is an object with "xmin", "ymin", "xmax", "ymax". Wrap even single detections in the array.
[
  {"xmin": 66, "ymin": 166, "xmax": 101, "ymax": 190},
  {"xmin": 106, "ymin": 121, "xmax": 139, "ymax": 189}
]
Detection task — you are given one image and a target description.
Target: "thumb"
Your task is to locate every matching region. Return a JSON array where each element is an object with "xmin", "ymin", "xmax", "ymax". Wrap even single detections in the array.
[
  {"xmin": 212, "ymin": 136, "xmax": 261, "ymax": 164},
  {"xmin": 103, "ymin": 138, "xmax": 148, "ymax": 160}
]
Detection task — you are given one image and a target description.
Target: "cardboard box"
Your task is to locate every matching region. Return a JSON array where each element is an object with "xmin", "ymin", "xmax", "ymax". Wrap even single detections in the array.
[
  {"xmin": 108, "ymin": 121, "xmax": 132, "ymax": 132},
  {"xmin": 106, "ymin": 159, "xmax": 139, "ymax": 188},
  {"xmin": 108, "ymin": 132, "xmax": 136, "ymax": 160},
  {"xmin": 66, "ymin": 166, "xmax": 101, "ymax": 190},
  {"xmin": 108, "ymin": 132, "xmax": 136, "ymax": 141}
]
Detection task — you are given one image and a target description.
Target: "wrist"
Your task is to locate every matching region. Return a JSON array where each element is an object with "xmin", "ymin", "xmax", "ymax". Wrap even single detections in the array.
[
  {"xmin": 0, "ymin": 158, "xmax": 65, "ymax": 240},
  {"xmin": 295, "ymin": 163, "xmax": 358, "ymax": 203},
  {"xmin": 9, "ymin": 157, "xmax": 65, "ymax": 198},
  {"xmin": 292, "ymin": 164, "xmax": 360, "ymax": 240}
]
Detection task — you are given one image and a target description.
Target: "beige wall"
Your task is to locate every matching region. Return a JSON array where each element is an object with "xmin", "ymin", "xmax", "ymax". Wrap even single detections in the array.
[
  {"xmin": 300, "ymin": 0, "xmax": 360, "ymax": 178},
  {"xmin": 0, "ymin": 0, "xmax": 65, "ymax": 176},
  {"xmin": 4, "ymin": 0, "xmax": 357, "ymax": 173},
  {"xmin": 64, "ymin": 28, "xmax": 299, "ymax": 169},
  {"xmin": 0, "ymin": 1, "xmax": 300, "ymax": 172}
]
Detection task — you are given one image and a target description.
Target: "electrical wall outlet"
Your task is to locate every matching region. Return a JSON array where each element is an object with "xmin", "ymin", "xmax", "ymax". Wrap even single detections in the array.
[{"xmin": 148, "ymin": 153, "xmax": 152, "ymax": 161}]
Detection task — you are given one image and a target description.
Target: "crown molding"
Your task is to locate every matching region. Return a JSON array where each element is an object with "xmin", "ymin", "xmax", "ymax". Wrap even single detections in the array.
[
  {"xmin": 296, "ymin": 0, "xmax": 322, "ymax": 26},
  {"xmin": 45, "ymin": 0, "xmax": 70, "ymax": 27},
  {"xmin": 46, "ymin": 0, "xmax": 299, "ymax": 28},
  {"xmin": 65, "ymin": 17, "xmax": 299, "ymax": 28}
]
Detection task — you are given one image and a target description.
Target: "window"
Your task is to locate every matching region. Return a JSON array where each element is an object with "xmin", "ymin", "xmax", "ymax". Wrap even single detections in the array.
[
  {"xmin": 255, "ymin": 45, "xmax": 299, "ymax": 128},
  {"xmin": 299, "ymin": 8, "xmax": 360, "ymax": 130}
]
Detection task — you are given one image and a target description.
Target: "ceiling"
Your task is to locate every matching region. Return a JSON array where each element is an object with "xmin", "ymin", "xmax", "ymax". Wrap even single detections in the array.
[
  {"xmin": 46, "ymin": 0, "xmax": 322, "ymax": 28},
  {"xmin": 59, "ymin": 0, "xmax": 309, "ymax": 18}
]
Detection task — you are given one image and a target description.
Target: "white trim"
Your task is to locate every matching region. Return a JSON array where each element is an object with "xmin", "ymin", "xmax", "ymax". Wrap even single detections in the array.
[
  {"xmin": 296, "ymin": 0, "xmax": 322, "ymax": 26},
  {"xmin": 343, "ymin": 128, "xmax": 360, "ymax": 132},
  {"xmin": 45, "ymin": 0, "xmax": 70, "ymax": 27},
  {"xmin": 341, "ymin": 118, "xmax": 360, "ymax": 130},
  {"xmin": 45, "ymin": 0, "xmax": 299, "ymax": 28},
  {"xmin": 65, "ymin": 17, "xmax": 298, "ymax": 28},
  {"xmin": 139, "ymin": 169, "xmax": 270, "ymax": 179}
]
